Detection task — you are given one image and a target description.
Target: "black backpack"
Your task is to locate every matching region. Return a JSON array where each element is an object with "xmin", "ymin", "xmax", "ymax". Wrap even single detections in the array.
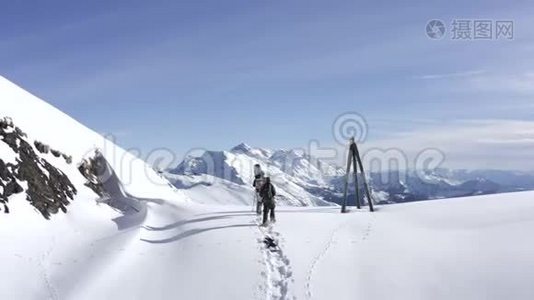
[{"xmin": 260, "ymin": 183, "xmax": 273, "ymax": 199}]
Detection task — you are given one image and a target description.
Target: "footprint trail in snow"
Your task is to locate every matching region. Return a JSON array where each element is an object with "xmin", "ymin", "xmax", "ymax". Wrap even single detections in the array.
[
  {"xmin": 304, "ymin": 221, "xmax": 347, "ymax": 300},
  {"xmin": 255, "ymin": 217, "xmax": 295, "ymax": 300},
  {"xmin": 305, "ymin": 212, "xmax": 376, "ymax": 299}
]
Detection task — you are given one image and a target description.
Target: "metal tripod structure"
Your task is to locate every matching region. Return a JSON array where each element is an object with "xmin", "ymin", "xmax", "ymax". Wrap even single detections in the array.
[{"xmin": 341, "ymin": 137, "xmax": 374, "ymax": 213}]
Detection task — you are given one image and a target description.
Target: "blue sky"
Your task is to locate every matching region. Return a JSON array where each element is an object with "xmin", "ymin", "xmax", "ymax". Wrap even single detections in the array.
[{"xmin": 2, "ymin": 0, "xmax": 534, "ymax": 169}]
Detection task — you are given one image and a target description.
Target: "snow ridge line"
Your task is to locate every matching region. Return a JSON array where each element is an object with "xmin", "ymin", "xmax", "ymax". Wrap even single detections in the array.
[
  {"xmin": 255, "ymin": 218, "xmax": 295, "ymax": 300},
  {"xmin": 305, "ymin": 220, "xmax": 348, "ymax": 300}
]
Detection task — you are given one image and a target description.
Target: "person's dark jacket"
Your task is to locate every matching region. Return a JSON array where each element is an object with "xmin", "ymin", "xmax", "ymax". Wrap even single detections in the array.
[{"xmin": 259, "ymin": 178, "xmax": 276, "ymax": 206}]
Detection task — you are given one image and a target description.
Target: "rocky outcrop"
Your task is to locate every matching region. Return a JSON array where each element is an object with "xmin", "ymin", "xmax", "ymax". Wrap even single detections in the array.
[
  {"xmin": 0, "ymin": 117, "xmax": 77, "ymax": 219},
  {"xmin": 78, "ymin": 150, "xmax": 109, "ymax": 198},
  {"xmin": 0, "ymin": 158, "xmax": 24, "ymax": 213},
  {"xmin": 34, "ymin": 140, "xmax": 73, "ymax": 164}
]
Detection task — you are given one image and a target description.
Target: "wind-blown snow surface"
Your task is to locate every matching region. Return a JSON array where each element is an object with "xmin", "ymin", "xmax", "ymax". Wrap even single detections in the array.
[{"xmin": 5, "ymin": 183, "xmax": 534, "ymax": 298}]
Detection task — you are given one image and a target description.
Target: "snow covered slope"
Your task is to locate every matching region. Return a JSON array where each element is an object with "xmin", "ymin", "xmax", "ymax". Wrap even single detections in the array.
[
  {"xmin": 0, "ymin": 76, "xmax": 181, "ymax": 203},
  {"xmin": 107, "ymin": 190, "xmax": 534, "ymax": 299},
  {"xmin": 280, "ymin": 191, "xmax": 534, "ymax": 300},
  {"xmin": 0, "ymin": 76, "xmax": 187, "ymax": 298},
  {"xmin": 6, "ymin": 186, "xmax": 533, "ymax": 299},
  {"xmin": 166, "ymin": 173, "xmax": 255, "ymax": 205}
]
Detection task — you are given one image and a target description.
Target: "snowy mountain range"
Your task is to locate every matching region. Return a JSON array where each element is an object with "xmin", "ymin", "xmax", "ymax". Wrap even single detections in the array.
[
  {"xmin": 166, "ymin": 143, "xmax": 339, "ymax": 206},
  {"xmin": 167, "ymin": 143, "xmax": 534, "ymax": 206}
]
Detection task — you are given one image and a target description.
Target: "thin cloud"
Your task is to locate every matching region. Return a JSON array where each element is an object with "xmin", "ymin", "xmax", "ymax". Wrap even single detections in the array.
[
  {"xmin": 477, "ymin": 138, "xmax": 534, "ymax": 145},
  {"xmin": 469, "ymin": 72, "xmax": 534, "ymax": 93},
  {"xmin": 359, "ymin": 119, "xmax": 534, "ymax": 171},
  {"xmin": 416, "ymin": 70, "xmax": 486, "ymax": 80}
]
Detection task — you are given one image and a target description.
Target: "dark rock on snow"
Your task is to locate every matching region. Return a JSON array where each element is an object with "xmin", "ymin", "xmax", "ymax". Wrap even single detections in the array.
[{"xmin": 0, "ymin": 117, "xmax": 77, "ymax": 219}]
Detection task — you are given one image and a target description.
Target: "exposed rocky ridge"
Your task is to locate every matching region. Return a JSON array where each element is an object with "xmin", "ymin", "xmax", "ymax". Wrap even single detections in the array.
[
  {"xmin": 0, "ymin": 157, "xmax": 23, "ymax": 213},
  {"xmin": 0, "ymin": 117, "xmax": 77, "ymax": 219},
  {"xmin": 78, "ymin": 150, "xmax": 110, "ymax": 198}
]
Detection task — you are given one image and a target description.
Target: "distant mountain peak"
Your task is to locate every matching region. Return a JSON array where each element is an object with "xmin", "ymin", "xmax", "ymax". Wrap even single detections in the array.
[
  {"xmin": 271, "ymin": 148, "xmax": 303, "ymax": 158},
  {"xmin": 230, "ymin": 142, "xmax": 252, "ymax": 153}
]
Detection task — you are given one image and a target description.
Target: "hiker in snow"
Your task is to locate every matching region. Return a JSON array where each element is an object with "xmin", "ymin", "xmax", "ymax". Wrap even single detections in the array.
[
  {"xmin": 259, "ymin": 175, "xmax": 276, "ymax": 226},
  {"xmin": 252, "ymin": 164, "xmax": 265, "ymax": 215}
]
